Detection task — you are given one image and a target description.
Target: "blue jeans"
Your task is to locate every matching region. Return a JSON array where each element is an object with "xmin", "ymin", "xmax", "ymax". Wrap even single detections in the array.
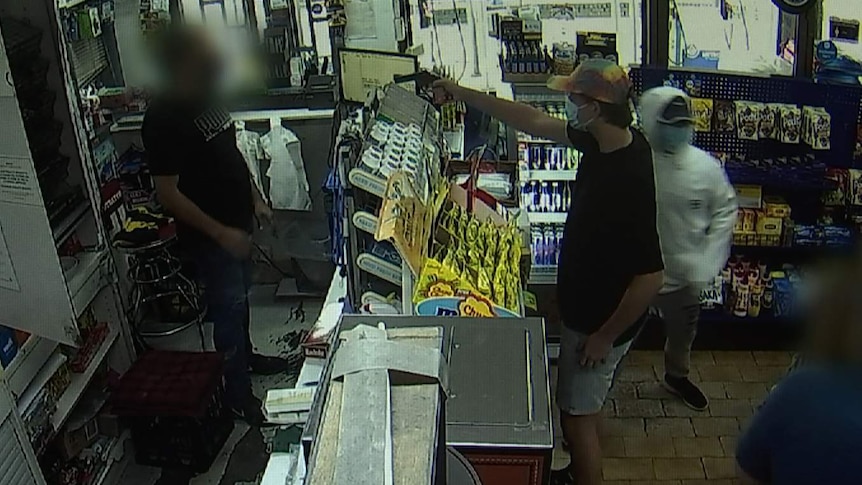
[{"xmin": 193, "ymin": 242, "xmax": 253, "ymax": 409}]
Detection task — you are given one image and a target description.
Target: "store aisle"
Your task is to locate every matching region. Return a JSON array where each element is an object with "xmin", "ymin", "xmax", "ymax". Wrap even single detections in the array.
[{"xmin": 551, "ymin": 350, "xmax": 792, "ymax": 484}]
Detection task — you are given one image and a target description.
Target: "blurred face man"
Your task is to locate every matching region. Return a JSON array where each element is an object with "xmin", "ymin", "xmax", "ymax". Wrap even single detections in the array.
[{"xmin": 158, "ymin": 26, "xmax": 224, "ymax": 99}]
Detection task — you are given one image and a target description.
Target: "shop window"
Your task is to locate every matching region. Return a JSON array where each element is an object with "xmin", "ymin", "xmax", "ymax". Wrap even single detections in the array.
[
  {"xmin": 669, "ymin": 0, "xmax": 796, "ymax": 75},
  {"xmin": 821, "ymin": 0, "xmax": 862, "ymax": 64},
  {"xmin": 411, "ymin": 0, "xmax": 642, "ymax": 100}
]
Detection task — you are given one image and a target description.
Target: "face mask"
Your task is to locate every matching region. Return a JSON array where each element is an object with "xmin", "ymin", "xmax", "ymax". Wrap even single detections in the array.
[
  {"xmin": 655, "ymin": 124, "xmax": 692, "ymax": 153},
  {"xmin": 565, "ymin": 97, "xmax": 596, "ymax": 131}
]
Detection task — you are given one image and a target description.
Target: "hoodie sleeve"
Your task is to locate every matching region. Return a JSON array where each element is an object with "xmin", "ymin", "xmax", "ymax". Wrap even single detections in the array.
[{"xmin": 697, "ymin": 162, "xmax": 737, "ymax": 284}]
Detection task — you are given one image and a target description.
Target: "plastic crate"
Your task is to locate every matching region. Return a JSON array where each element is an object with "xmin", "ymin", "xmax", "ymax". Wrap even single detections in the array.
[{"xmin": 110, "ymin": 351, "xmax": 233, "ymax": 473}]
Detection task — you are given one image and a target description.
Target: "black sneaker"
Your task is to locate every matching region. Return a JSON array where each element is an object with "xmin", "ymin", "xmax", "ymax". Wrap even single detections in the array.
[
  {"xmin": 249, "ymin": 354, "xmax": 292, "ymax": 375},
  {"xmin": 663, "ymin": 374, "xmax": 709, "ymax": 411},
  {"xmin": 550, "ymin": 467, "xmax": 575, "ymax": 485},
  {"xmin": 231, "ymin": 394, "xmax": 266, "ymax": 427}
]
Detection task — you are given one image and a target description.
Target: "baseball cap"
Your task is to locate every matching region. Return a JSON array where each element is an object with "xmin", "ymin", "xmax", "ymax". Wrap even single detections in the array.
[
  {"xmin": 658, "ymin": 95, "xmax": 694, "ymax": 125},
  {"xmin": 547, "ymin": 59, "xmax": 632, "ymax": 105}
]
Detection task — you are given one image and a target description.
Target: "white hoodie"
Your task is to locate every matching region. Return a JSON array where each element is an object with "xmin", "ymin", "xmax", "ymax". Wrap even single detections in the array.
[{"xmin": 640, "ymin": 87, "xmax": 738, "ymax": 294}]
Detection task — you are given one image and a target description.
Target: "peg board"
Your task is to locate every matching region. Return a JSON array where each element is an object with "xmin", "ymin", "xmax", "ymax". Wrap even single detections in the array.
[{"xmin": 630, "ymin": 67, "xmax": 862, "ymax": 168}]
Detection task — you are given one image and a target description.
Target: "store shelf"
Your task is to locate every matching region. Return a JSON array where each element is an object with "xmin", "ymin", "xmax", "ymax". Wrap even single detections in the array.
[
  {"xmin": 521, "ymin": 169, "xmax": 577, "ymax": 181},
  {"xmin": 66, "ymin": 249, "xmax": 108, "ymax": 318},
  {"xmin": 17, "ymin": 352, "xmax": 67, "ymax": 413},
  {"xmin": 517, "ymin": 133, "xmax": 564, "ymax": 144},
  {"xmin": 92, "ymin": 431, "xmax": 132, "ymax": 485},
  {"xmin": 732, "ymin": 244, "xmax": 852, "ymax": 258},
  {"xmin": 2, "ymin": 337, "xmax": 59, "ymax": 402},
  {"xmin": 51, "ymin": 325, "xmax": 118, "ymax": 431},
  {"xmin": 352, "ymin": 211, "xmax": 379, "ymax": 236},
  {"xmin": 527, "ymin": 212, "xmax": 568, "ymax": 224},
  {"xmin": 528, "ymin": 265, "xmax": 557, "ymax": 285},
  {"xmin": 348, "ymin": 168, "xmax": 387, "ymax": 198},
  {"xmin": 57, "ymin": 0, "xmax": 90, "ymax": 8},
  {"xmin": 52, "ymin": 200, "xmax": 91, "ymax": 244}
]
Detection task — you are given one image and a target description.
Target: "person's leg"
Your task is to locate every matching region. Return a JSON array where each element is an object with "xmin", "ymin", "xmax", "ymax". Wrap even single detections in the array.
[
  {"xmin": 193, "ymin": 244, "xmax": 256, "ymax": 416},
  {"xmin": 656, "ymin": 288, "xmax": 707, "ymax": 409},
  {"xmin": 555, "ymin": 327, "xmax": 632, "ymax": 485}
]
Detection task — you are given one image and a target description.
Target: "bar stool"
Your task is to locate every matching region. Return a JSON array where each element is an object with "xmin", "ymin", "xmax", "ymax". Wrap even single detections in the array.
[{"xmin": 119, "ymin": 236, "xmax": 207, "ymax": 350}]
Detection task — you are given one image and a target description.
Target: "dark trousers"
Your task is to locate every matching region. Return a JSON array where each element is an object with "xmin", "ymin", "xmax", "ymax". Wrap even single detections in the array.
[{"xmin": 193, "ymin": 242, "xmax": 254, "ymax": 408}]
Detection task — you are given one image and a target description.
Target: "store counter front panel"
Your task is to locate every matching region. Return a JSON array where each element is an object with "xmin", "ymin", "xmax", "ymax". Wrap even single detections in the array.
[{"xmin": 448, "ymin": 325, "xmax": 532, "ymax": 427}]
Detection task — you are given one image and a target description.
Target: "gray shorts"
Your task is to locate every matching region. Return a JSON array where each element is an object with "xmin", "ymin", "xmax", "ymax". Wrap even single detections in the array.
[{"xmin": 556, "ymin": 325, "xmax": 632, "ymax": 416}]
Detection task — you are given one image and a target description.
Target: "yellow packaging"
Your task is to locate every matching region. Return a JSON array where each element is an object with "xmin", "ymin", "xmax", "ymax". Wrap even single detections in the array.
[
  {"xmin": 763, "ymin": 196, "xmax": 791, "ymax": 218},
  {"xmin": 756, "ymin": 215, "xmax": 783, "ymax": 236}
]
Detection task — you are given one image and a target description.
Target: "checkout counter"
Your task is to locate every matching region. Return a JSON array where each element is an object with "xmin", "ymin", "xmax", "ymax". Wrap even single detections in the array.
[{"xmin": 301, "ymin": 315, "xmax": 554, "ymax": 485}]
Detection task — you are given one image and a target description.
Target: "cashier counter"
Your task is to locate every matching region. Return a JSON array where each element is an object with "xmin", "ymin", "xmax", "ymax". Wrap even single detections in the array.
[{"xmin": 302, "ymin": 315, "xmax": 554, "ymax": 485}]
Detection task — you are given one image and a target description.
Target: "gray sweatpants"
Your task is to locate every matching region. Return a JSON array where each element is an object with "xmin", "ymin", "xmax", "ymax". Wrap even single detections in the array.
[{"xmin": 654, "ymin": 287, "xmax": 701, "ymax": 378}]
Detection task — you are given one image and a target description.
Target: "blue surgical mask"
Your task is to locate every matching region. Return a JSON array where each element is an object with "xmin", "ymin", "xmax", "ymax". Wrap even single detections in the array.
[
  {"xmin": 655, "ymin": 124, "xmax": 692, "ymax": 153},
  {"xmin": 565, "ymin": 98, "xmax": 596, "ymax": 131}
]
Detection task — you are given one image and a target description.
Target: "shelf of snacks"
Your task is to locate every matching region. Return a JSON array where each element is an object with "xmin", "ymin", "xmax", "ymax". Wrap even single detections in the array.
[{"xmin": 411, "ymin": 183, "xmax": 527, "ymax": 318}]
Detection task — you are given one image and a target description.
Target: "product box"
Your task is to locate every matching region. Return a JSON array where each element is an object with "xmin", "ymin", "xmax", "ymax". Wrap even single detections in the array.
[
  {"xmin": 734, "ymin": 185, "xmax": 763, "ymax": 209},
  {"xmin": 779, "ymin": 104, "xmax": 802, "ymax": 144},
  {"xmin": 756, "ymin": 215, "xmax": 783, "ymax": 247},
  {"xmin": 824, "ymin": 168, "xmax": 850, "ymax": 206},
  {"xmin": 300, "ymin": 301, "xmax": 343, "ymax": 359},
  {"xmin": 763, "ymin": 196, "xmax": 791, "ymax": 218},
  {"xmin": 59, "ymin": 416, "xmax": 99, "ymax": 460},
  {"xmin": 850, "ymin": 169, "xmax": 862, "ymax": 206},
  {"xmin": 691, "ymin": 98, "xmax": 714, "ymax": 132},
  {"xmin": 0, "ymin": 326, "xmax": 18, "ymax": 368},
  {"xmin": 735, "ymin": 101, "xmax": 762, "ymax": 140},
  {"xmin": 714, "ymin": 100, "xmax": 736, "ymax": 132}
]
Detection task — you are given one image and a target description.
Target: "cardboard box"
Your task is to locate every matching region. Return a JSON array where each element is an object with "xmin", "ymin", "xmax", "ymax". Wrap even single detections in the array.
[
  {"xmin": 763, "ymin": 196, "xmax": 791, "ymax": 218},
  {"xmin": 59, "ymin": 416, "xmax": 99, "ymax": 460},
  {"xmin": 735, "ymin": 185, "xmax": 763, "ymax": 209},
  {"xmin": 756, "ymin": 216, "xmax": 783, "ymax": 236}
]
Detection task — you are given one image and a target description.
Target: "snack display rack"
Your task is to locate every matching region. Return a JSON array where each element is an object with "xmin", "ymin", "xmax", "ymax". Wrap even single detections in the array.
[
  {"xmin": 630, "ymin": 66, "xmax": 862, "ymax": 348},
  {"xmin": 0, "ymin": 4, "xmax": 135, "ymax": 483},
  {"xmin": 337, "ymin": 84, "xmax": 527, "ymax": 318},
  {"xmin": 342, "ymin": 85, "xmax": 444, "ymax": 313}
]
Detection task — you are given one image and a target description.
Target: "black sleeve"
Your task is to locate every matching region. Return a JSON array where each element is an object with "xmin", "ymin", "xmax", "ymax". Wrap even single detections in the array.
[
  {"xmin": 142, "ymin": 108, "xmax": 188, "ymax": 177},
  {"xmin": 566, "ymin": 122, "xmax": 600, "ymax": 153},
  {"xmin": 622, "ymin": 173, "xmax": 664, "ymax": 276}
]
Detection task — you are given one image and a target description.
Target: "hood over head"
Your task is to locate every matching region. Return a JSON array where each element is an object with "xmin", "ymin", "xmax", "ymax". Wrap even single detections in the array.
[{"xmin": 639, "ymin": 86, "xmax": 695, "ymax": 145}]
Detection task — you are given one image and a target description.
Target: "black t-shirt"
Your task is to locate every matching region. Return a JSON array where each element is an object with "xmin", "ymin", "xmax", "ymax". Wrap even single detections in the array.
[
  {"xmin": 142, "ymin": 97, "xmax": 254, "ymax": 245},
  {"xmin": 557, "ymin": 125, "xmax": 664, "ymax": 345}
]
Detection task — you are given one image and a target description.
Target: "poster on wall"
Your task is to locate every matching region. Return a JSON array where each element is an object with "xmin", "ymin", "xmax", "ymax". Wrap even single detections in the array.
[{"xmin": 0, "ymin": 221, "xmax": 20, "ymax": 292}]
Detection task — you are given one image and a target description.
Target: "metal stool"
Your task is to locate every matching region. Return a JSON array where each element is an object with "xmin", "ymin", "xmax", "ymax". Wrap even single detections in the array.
[{"xmin": 119, "ymin": 236, "xmax": 207, "ymax": 350}]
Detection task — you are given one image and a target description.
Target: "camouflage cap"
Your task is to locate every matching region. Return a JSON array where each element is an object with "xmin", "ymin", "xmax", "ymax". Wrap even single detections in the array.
[{"xmin": 547, "ymin": 59, "xmax": 632, "ymax": 105}]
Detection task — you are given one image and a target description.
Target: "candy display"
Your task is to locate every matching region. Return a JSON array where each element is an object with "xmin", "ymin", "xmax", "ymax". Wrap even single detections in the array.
[
  {"xmin": 735, "ymin": 101, "xmax": 762, "ymax": 141},
  {"xmin": 717, "ymin": 257, "xmax": 804, "ymax": 320},
  {"xmin": 415, "ymin": 203, "xmax": 522, "ymax": 312},
  {"xmin": 691, "ymin": 98, "xmax": 713, "ymax": 132},
  {"xmin": 714, "ymin": 100, "xmax": 736, "ymax": 132}
]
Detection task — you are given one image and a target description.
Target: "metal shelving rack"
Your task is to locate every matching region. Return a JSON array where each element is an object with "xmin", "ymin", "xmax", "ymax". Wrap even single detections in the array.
[{"xmin": 0, "ymin": 2, "xmax": 135, "ymax": 483}]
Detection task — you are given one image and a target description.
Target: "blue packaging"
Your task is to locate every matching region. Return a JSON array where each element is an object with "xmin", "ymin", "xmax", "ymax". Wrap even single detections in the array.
[{"xmin": 0, "ymin": 326, "xmax": 18, "ymax": 368}]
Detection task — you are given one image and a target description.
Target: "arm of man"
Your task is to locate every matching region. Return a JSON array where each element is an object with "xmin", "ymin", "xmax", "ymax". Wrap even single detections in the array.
[
  {"xmin": 433, "ymin": 80, "xmax": 578, "ymax": 147},
  {"xmin": 154, "ymin": 176, "xmax": 252, "ymax": 259},
  {"xmin": 700, "ymin": 164, "xmax": 737, "ymax": 281}
]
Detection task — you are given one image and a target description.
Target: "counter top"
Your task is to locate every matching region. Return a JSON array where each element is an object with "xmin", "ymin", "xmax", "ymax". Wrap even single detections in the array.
[{"xmin": 303, "ymin": 316, "xmax": 554, "ymax": 451}]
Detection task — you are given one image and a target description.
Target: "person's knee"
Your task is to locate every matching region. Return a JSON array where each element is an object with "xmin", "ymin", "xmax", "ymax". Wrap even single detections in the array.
[{"xmin": 561, "ymin": 411, "xmax": 601, "ymax": 432}]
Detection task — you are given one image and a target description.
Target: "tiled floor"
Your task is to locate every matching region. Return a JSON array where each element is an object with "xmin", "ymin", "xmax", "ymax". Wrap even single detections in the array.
[{"xmin": 551, "ymin": 350, "xmax": 793, "ymax": 484}]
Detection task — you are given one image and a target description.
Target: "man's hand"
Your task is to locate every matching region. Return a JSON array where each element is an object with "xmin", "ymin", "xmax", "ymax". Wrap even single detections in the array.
[
  {"xmin": 216, "ymin": 226, "xmax": 253, "ymax": 260},
  {"xmin": 580, "ymin": 332, "xmax": 614, "ymax": 368},
  {"xmin": 254, "ymin": 199, "xmax": 274, "ymax": 228},
  {"xmin": 432, "ymin": 78, "xmax": 463, "ymax": 104}
]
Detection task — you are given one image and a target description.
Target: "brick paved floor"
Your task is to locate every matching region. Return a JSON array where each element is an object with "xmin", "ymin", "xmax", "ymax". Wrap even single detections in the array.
[{"xmin": 551, "ymin": 350, "xmax": 792, "ymax": 484}]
